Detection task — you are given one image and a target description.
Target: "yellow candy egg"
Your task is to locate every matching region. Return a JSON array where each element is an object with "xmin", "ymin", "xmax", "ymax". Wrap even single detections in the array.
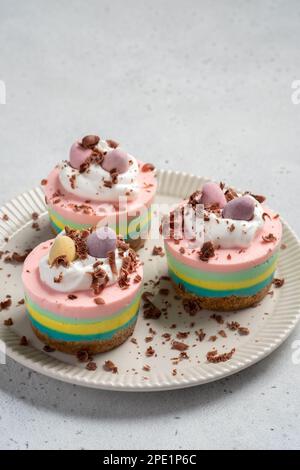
[{"xmin": 48, "ymin": 236, "xmax": 76, "ymax": 265}]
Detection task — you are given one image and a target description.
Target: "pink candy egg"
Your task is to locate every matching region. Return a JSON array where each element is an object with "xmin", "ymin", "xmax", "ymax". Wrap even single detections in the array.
[
  {"xmin": 102, "ymin": 149, "xmax": 129, "ymax": 174},
  {"xmin": 87, "ymin": 227, "xmax": 117, "ymax": 258},
  {"xmin": 200, "ymin": 182, "xmax": 227, "ymax": 208},
  {"xmin": 69, "ymin": 142, "xmax": 92, "ymax": 170},
  {"xmin": 222, "ymin": 196, "xmax": 255, "ymax": 221}
]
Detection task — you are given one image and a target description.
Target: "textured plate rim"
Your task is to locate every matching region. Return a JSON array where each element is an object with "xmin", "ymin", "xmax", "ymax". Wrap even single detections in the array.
[{"xmin": 0, "ymin": 169, "xmax": 300, "ymax": 392}]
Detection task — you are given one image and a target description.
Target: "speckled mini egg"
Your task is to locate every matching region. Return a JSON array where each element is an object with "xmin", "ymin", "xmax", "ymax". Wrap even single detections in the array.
[
  {"xmin": 222, "ymin": 196, "xmax": 255, "ymax": 221},
  {"xmin": 48, "ymin": 236, "xmax": 76, "ymax": 265},
  {"xmin": 102, "ymin": 149, "xmax": 129, "ymax": 174},
  {"xmin": 87, "ymin": 227, "xmax": 117, "ymax": 258},
  {"xmin": 69, "ymin": 142, "xmax": 93, "ymax": 170},
  {"xmin": 200, "ymin": 182, "xmax": 227, "ymax": 208}
]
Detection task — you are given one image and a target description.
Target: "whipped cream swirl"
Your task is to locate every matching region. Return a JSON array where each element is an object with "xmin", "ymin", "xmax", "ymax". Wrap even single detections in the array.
[
  {"xmin": 59, "ymin": 140, "xmax": 140, "ymax": 202},
  {"xmin": 39, "ymin": 248, "xmax": 126, "ymax": 293},
  {"xmin": 183, "ymin": 195, "xmax": 264, "ymax": 249}
]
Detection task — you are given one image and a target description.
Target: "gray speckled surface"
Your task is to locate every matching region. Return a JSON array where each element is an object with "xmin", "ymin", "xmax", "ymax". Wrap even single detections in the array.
[{"xmin": 0, "ymin": 0, "xmax": 300, "ymax": 450}]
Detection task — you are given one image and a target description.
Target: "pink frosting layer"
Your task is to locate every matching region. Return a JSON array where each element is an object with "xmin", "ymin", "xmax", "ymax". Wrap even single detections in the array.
[
  {"xmin": 22, "ymin": 241, "xmax": 143, "ymax": 319},
  {"xmin": 165, "ymin": 207, "xmax": 282, "ymax": 272},
  {"xmin": 43, "ymin": 161, "xmax": 157, "ymax": 224}
]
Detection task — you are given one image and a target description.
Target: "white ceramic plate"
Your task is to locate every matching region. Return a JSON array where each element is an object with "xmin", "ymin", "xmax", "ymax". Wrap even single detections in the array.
[{"xmin": 0, "ymin": 170, "xmax": 300, "ymax": 391}]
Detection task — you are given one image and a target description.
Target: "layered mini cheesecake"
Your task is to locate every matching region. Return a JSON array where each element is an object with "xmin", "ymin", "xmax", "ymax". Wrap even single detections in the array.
[
  {"xmin": 42, "ymin": 135, "xmax": 157, "ymax": 249},
  {"xmin": 22, "ymin": 226, "xmax": 143, "ymax": 354},
  {"xmin": 163, "ymin": 182, "xmax": 282, "ymax": 311}
]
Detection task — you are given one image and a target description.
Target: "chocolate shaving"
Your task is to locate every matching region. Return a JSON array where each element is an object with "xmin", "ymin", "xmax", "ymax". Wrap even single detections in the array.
[
  {"xmin": 41, "ymin": 179, "xmax": 48, "ymax": 186},
  {"xmin": 176, "ymin": 331, "xmax": 189, "ymax": 339},
  {"xmin": 68, "ymin": 294, "xmax": 77, "ymax": 300},
  {"xmin": 199, "ymin": 241, "xmax": 215, "ymax": 262},
  {"xmin": 54, "ymin": 272, "xmax": 63, "ymax": 283},
  {"xmin": 273, "ymin": 278, "xmax": 284, "ymax": 288},
  {"xmin": 106, "ymin": 139, "xmax": 119, "ymax": 148},
  {"xmin": 4, "ymin": 249, "xmax": 32, "ymax": 264},
  {"xmin": 76, "ymin": 350, "xmax": 90, "ymax": 363},
  {"xmin": 103, "ymin": 180, "xmax": 113, "ymax": 188},
  {"xmin": 145, "ymin": 346, "xmax": 155, "ymax": 357},
  {"xmin": 143, "ymin": 296, "xmax": 162, "ymax": 319},
  {"xmin": 227, "ymin": 321, "xmax": 240, "ymax": 331},
  {"xmin": 152, "ymin": 245, "xmax": 164, "ymax": 257},
  {"xmin": 251, "ymin": 194, "xmax": 266, "ymax": 204},
  {"xmin": 65, "ymin": 226, "xmax": 89, "ymax": 260},
  {"xmin": 0, "ymin": 298, "xmax": 12, "ymax": 311},
  {"xmin": 134, "ymin": 274, "xmax": 142, "ymax": 283},
  {"xmin": 210, "ymin": 314, "xmax": 224, "ymax": 324},
  {"xmin": 81, "ymin": 135, "xmax": 100, "ymax": 149},
  {"xmin": 262, "ymin": 212, "xmax": 271, "ymax": 221},
  {"xmin": 141, "ymin": 163, "xmax": 155, "ymax": 172},
  {"xmin": 51, "ymin": 255, "xmax": 69, "ymax": 268},
  {"xmin": 20, "ymin": 336, "xmax": 28, "ymax": 346},
  {"xmin": 218, "ymin": 330, "xmax": 227, "ymax": 338},
  {"xmin": 94, "ymin": 297, "xmax": 105, "ymax": 305},
  {"xmin": 188, "ymin": 190, "xmax": 202, "ymax": 208},
  {"xmin": 2, "ymin": 214, "xmax": 9, "ymax": 221},
  {"xmin": 207, "ymin": 348, "xmax": 235, "ymax": 363},
  {"xmin": 109, "ymin": 168, "xmax": 119, "ymax": 185},
  {"xmin": 91, "ymin": 265, "xmax": 109, "ymax": 295},
  {"xmin": 116, "ymin": 237, "xmax": 130, "ymax": 254},
  {"xmin": 4, "ymin": 318, "xmax": 13, "ymax": 326},
  {"xmin": 225, "ymin": 188, "xmax": 238, "ymax": 202},
  {"xmin": 103, "ymin": 360, "xmax": 118, "ymax": 373},
  {"xmin": 43, "ymin": 345, "xmax": 56, "ymax": 353},
  {"xmin": 69, "ymin": 174, "xmax": 76, "ymax": 189},
  {"xmin": 79, "ymin": 151, "xmax": 104, "ymax": 173},
  {"xmin": 182, "ymin": 298, "xmax": 201, "ymax": 316},
  {"xmin": 171, "ymin": 341, "xmax": 189, "ymax": 351},
  {"xmin": 262, "ymin": 233, "xmax": 277, "ymax": 243},
  {"xmin": 86, "ymin": 361, "xmax": 97, "ymax": 371},
  {"xmin": 195, "ymin": 329, "xmax": 206, "ymax": 341},
  {"xmin": 238, "ymin": 327, "xmax": 250, "ymax": 336}
]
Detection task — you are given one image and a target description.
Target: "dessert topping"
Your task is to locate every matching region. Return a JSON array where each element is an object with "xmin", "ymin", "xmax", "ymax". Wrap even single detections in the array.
[
  {"xmin": 80, "ymin": 135, "xmax": 100, "ymax": 149},
  {"xmin": 102, "ymin": 149, "xmax": 129, "ymax": 174},
  {"xmin": 48, "ymin": 235, "xmax": 76, "ymax": 266},
  {"xmin": 199, "ymin": 241, "xmax": 215, "ymax": 262},
  {"xmin": 87, "ymin": 226, "xmax": 117, "ymax": 258},
  {"xmin": 222, "ymin": 196, "xmax": 255, "ymax": 221},
  {"xmin": 200, "ymin": 182, "xmax": 227, "ymax": 208}
]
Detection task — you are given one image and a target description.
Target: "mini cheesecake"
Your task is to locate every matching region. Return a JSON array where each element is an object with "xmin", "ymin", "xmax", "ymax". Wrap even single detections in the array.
[
  {"xmin": 22, "ymin": 227, "xmax": 143, "ymax": 354},
  {"xmin": 163, "ymin": 182, "xmax": 282, "ymax": 311},
  {"xmin": 42, "ymin": 135, "xmax": 157, "ymax": 250}
]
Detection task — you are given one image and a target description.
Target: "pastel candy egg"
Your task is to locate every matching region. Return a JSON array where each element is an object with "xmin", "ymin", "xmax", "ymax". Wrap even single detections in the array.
[
  {"xmin": 87, "ymin": 227, "xmax": 117, "ymax": 258},
  {"xmin": 102, "ymin": 149, "xmax": 129, "ymax": 174},
  {"xmin": 200, "ymin": 182, "xmax": 227, "ymax": 208},
  {"xmin": 222, "ymin": 196, "xmax": 255, "ymax": 221},
  {"xmin": 48, "ymin": 236, "xmax": 76, "ymax": 265},
  {"xmin": 69, "ymin": 142, "xmax": 92, "ymax": 169}
]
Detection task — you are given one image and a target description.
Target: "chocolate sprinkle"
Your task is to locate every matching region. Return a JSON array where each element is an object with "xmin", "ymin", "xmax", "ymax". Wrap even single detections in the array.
[
  {"xmin": 103, "ymin": 360, "xmax": 118, "ymax": 373},
  {"xmin": 207, "ymin": 348, "xmax": 235, "ymax": 363},
  {"xmin": 199, "ymin": 241, "xmax": 215, "ymax": 262},
  {"xmin": 273, "ymin": 278, "xmax": 285, "ymax": 288}
]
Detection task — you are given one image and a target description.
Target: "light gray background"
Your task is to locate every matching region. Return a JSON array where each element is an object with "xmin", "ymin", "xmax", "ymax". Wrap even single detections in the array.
[{"xmin": 0, "ymin": 0, "xmax": 300, "ymax": 450}]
